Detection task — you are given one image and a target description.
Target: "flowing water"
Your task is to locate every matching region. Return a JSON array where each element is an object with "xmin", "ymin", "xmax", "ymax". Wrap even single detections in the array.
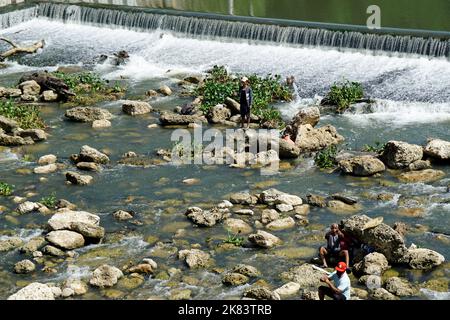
[{"xmin": 0, "ymin": 4, "xmax": 449, "ymax": 299}]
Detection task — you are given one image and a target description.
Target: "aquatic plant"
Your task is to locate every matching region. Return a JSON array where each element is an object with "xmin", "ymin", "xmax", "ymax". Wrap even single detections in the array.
[
  {"xmin": 314, "ymin": 145, "xmax": 338, "ymax": 169},
  {"xmin": 39, "ymin": 192, "xmax": 57, "ymax": 208},
  {"xmin": 223, "ymin": 230, "xmax": 245, "ymax": 247},
  {"xmin": 0, "ymin": 182, "xmax": 14, "ymax": 196},
  {"xmin": 362, "ymin": 141, "xmax": 386, "ymax": 154},
  {"xmin": 0, "ymin": 99, "xmax": 45, "ymax": 129},
  {"xmin": 322, "ymin": 80, "xmax": 364, "ymax": 113}
]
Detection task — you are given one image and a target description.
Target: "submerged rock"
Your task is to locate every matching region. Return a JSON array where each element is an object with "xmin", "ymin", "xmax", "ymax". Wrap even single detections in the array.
[
  {"xmin": 381, "ymin": 141, "xmax": 423, "ymax": 169},
  {"xmin": 89, "ymin": 265, "xmax": 123, "ymax": 288},
  {"xmin": 338, "ymin": 155, "xmax": 385, "ymax": 176},
  {"xmin": 398, "ymin": 169, "xmax": 445, "ymax": 183},
  {"xmin": 113, "ymin": 210, "xmax": 134, "ymax": 221},
  {"xmin": 65, "ymin": 107, "xmax": 113, "ymax": 122},
  {"xmin": 8, "ymin": 282, "xmax": 55, "ymax": 300},
  {"xmin": 408, "ymin": 160, "xmax": 431, "ymax": 171}
]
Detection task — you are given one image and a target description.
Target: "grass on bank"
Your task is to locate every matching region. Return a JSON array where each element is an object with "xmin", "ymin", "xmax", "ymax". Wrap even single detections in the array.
[
  {"xmin": 0, "ymin": 99, "xmax": 45, "ymax": 129},
  {"xmin": 322, "ymin": 79, "xmax": 364, "ymax": 113},
  {"xmin": 195, "ymin": 65, "xmax": 292, "ymax": 128}
]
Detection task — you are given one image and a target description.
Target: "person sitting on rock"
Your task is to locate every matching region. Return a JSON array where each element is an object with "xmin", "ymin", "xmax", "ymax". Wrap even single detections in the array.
[
  {"xmin": 319, "ymin": 223, "xmax": 350, "ymax": 268},
  {"xmin": 318, "ymin": 261, "xmax": 351, "ymax": 301}
]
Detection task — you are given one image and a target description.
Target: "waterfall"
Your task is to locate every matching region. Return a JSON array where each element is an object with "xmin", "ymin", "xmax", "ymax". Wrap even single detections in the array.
[
  {"xmin": 292, "ymin": 83, "xmax": 300, "ymax": 101},
  {"xmin": 0, "ymin": 6, "xmax": 38, "ymax": 29},
  {"xmin": 3, "ymin": 3, "xmax": 450, "ymax": 58}
]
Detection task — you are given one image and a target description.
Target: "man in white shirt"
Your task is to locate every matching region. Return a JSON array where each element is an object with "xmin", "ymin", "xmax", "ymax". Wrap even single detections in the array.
[{"xmin": 318, "ymin": 261, "xmax": 351, "ymax": 301}]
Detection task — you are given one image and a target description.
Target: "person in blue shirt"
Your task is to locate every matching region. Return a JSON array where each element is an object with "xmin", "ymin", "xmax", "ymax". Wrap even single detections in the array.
[
  {"xmin": 239, "ymin": 76, "xmax": 253, "ymax": 129},
  {"xmin": 318, "ymin": 261, "xmax": 351, "ymax": 300}
]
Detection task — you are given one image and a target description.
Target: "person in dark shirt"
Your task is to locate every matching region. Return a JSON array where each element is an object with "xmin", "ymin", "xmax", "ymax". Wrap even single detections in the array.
[
  {"xmin": 319, "ymin": 223, "xmax": 350, "ymax": 268},
  {"xmin": 239, "ymin": 76, "xmax": 253, "ymax": 128}
]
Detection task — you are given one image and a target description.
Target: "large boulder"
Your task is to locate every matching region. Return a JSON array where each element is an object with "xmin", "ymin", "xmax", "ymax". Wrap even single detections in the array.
[
  {"xmin": 278, "ymin": 139, "xmax": 300, "ymax": 159},
  {"xmin": 290, "ymin": 107, "xmax": 320, "ymax": 132},
  {"xmin": 159, "ymin": 112, "xmax": 207, "ymax": 126},
  {"xmin": 353, "ymin": 252, "xmax": 389, "ymax": 276},
  {"xmin": 340, "ymin": 215, "xmax": 407, "ymax": 263},
  {"xmin": 424, "ymin": 139, "xmax": 450, "ymax": 161},
  {"xmin": 65, "ymin": 107, "xmax": 113, "ymax": 122},
  {"xmin": 46, "ymin": 230, "xmax": 85, "ymax": 250},
  {"xmin": 381, "ymin": 141, "xmax": 423, "ymax": 169},
  {"xmin": 185, "ymin": 207, "xmax": 229, "ymax": 227},
  {"xmin": 19, "ymin": 80, "xmax": 41, "ymax": 96},
  {"xmin": 248, "ymin": 230, "xmax": 281, "ymax": 248},
  {"xmin": 385, "ymin": 277, "xmax": 418, "ymax": 297},
  {"xmin": 178, "ymin": 249, "xmax": 212, "ymax": 268},
  {"xmin": 122, "ymin": 101, "xmax": 152, "ymax": 115},
  {"xmin": 89, "ymin": 265, "xmax": 123, "ymax": 288},
  {"xmin": 294, "ymin": 124, "xmax": 344, "ymax": 152},
  {"xmin": 208, "ymin": 104, "xmax": 231, "ymax": 123},
  {"xmin": 7, "ymin": 283, "xmax": 55, "ymax": 300},
  {"xmin": 77, "ymin": 145, "xmax": 110, "ymax": 164},
  {"xmin": 403, "ymin": 248, "xmax": 445, "ymax": 270},
  {"xmin": 48, "ymin": 210, "xmax": 100, "ymax": 230},
  {"xmin": 338, "ymin": 155, "xmax": 385, "ymax": 176}
]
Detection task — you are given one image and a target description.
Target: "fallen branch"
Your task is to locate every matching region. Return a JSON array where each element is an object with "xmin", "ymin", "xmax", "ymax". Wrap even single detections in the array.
[{"xmin": 0, "ymin": 38, "xmax": 45, "ymax": 59}]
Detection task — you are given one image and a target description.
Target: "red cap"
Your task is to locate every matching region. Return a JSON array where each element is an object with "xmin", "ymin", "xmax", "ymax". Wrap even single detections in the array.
[{"xmin": 335, "ymin": 262, "xmax": 347, "ymax": 272}]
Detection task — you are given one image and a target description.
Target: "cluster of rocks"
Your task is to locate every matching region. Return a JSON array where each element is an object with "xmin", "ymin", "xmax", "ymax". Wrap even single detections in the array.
[
  {"xmin": 65, "ymin": 106, "xmax": 113, "ymax": 128},
  {"xmin": 337, "ymin": 139, "xmax": 450, "ymax": 182},
  {"xmin": 1, "ymin": 79, "xmax": 59, "ymax": 103},
  {"xmin": 65, "ymin": 145, "xmax": 110, "ymax": 185},
  {"xmin": 0, "ymin": 115, "xmax": 47, "ymax": 146}
]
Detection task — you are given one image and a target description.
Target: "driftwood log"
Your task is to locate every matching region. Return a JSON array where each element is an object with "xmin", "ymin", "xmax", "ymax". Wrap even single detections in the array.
[
  {"xmin": 0, "ymin": 38, "xmax": 45, "ymax": 60},
  {"xmin": 19, "ymin": 71, "xmax": 75, "ymax": 101}
]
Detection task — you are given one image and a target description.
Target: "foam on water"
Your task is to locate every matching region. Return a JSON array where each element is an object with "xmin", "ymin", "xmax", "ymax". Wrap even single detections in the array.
[{"xmin": 420, "ymin": 288, "xmax": 450, "ymax": 300}]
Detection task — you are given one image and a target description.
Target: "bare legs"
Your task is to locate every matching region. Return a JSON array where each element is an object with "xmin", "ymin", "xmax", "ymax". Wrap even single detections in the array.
[{"xmin": 319, "ymin": 248, "xmax": 350, "ymax": 267}]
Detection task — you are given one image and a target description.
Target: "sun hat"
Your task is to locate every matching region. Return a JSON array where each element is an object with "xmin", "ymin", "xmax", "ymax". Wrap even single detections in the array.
[
  {"xmin": 335, "ymin": 262, "xmax": 347, "ymax": 272},
  {"xmin": 240, "ymin": 76, "xmax": 249, "ymax": 83}
]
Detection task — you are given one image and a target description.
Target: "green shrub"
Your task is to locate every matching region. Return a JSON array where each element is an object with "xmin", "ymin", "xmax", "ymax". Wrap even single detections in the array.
[
  {"xmin": 53, "ymin": 71, "xmax": 107, "ymax": 93},
  {"xmin": 0, "ymin": 182, "xmax": 14, "ymax": 196},
  {"xmin": 223, "ymin": 230, "xmax": 244, "ymax": 247},
  {"xmin": 0, "ymin": 99, "xmax": 45, "ymax": 129},
  {"xmin": 322, "ymin": 80, "xmax": 364, "ymax": 113},
  {"xmin": 314, "ymin": 145, "xmax": 338, "ymax": 169},
  {"xmin": 39, "ymin": 192, "xmax": 57, "ymax": 208},
  {"xmin": 362, "ymin": 141, "xmax": 386, "ymax": 154}
]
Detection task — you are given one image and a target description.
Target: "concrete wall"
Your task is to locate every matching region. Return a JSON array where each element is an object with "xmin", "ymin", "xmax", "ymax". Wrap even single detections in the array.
[{"xmin": 0, "ymin": 0, "xmax": 25, "ymax": 7}]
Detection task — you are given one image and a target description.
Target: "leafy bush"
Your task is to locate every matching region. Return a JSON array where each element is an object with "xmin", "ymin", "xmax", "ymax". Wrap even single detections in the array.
[
  {"xmin": 0, "ymin": 182, "xmax": 14, "ymax": 196},
  {"xmin": 223, "ymin": 230, "xmax": 244, "ymax": 246},
  {"xmin": 53, "ymin": 71, "xmax": 107, "ymax": 93},
  {"xmin": 362, "ymin": 141, "xmax": 386, "ymax": 154},
  {"xmin": 0, "ymin": 99, "xmax": 45, "ymax": 129},
  {"xmin": 314, "ymin": 145, "xmax": 338, "ymax": 169},
  {"xmin": 322, "ymin": 80, "xmax": 364, "ymax": 113},
  {"xmin": 40, "ymin": 192, "xmax": 57, "ymax": 208}
]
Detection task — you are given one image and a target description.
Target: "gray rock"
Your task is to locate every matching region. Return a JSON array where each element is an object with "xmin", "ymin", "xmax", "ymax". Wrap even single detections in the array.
[
  {"xmin": 76, "ymin": 162, "xmax": 101, "ymax": 172},
  {"xmin": 222, "ymin": 272, "xmax": 249, "ymax": 286},
  {"xmin": 77, "ymin": 145, "xmax": 110, "ymax": 164},
  {"xmin": 243, "ymin": 287, "xmax": 280, "ymax": 300},
  {"xmin": 408, "ymin": 160, "xmax": 431, "ymax": 171},
  {"xmin": 0, "ymin": 115, "xmax": 18, "ymax": 132},
  {"xmin": 158, "ymin": 85, "xmax": 172, "ymax": 96},
  {"xmin": 289, "ymin": 106, "xmax": 320, "ymax": 132},
  {"xmin": 159, "ymin": 112, "xmax": 207, "ymax": 126},
  {"xmin": 34, "ymin": 164, "xmax": 57, "ymax": 174},
  {"xmin": 278, "ymin": 139, "xmax": 300, "ymax": 159},
  {"xmin": 280, "ymin": 264, "xmax": 324, "ymax": 289},
  {"xmin": 0, "ymin": 237, "xmax": 23, "ymax": 252},
  {"xmin": 295, "ymin": 124, "xmax": 344, "ymax": 152},
  {"xmin": 113, "ymin": 210, "xmax": 134, "ymax": 221},
  {"xmin": 0, "ymin": 133, "xmax": 32, "ymax": 146},
  {"xmin": 65, "ymin": 107, "xmax": 113, "ymax": 122},
  {"xmin": 232, "ymin": 264, "xmax": 260, "ymax": 277},
  {"xmin": 224, "ymin": 97, "xmax": 240, "ymax": 115},
  {"xmin": 248, "ymin": 230, "xmax": 281, "ymax": 248},
  {"xmin": 385, "ymin": 277, "xmax": 418, "ymax": 296},
  {"xmin": 178, "ymin": 249, "xmax": 212, "ymax": 268},
  {"xmin": 230, "ymin": 192, "xmax": 258, "ymax": 205},
  {"xmin": 381, "ymin": 141, "xmax": 423, "ymax": 169},
  {"xmin": 234, "ymin": 209, "xmax": 254, "ymax": 216},
  {"xmin": 370, "ymin": 288, "xmax": 398, "ymax": 300},
  {"xmin": 122, "ymin": 101, "xmax": 152, "ymax": 115},
  {"xmin": 274, "ymin": 282, "xmax": 301, "ymax": 298},
  {"xmin": 14, "ymin": 259, "xmax": 36, "ymax": 274},
  {"xmin": 38, "ymin": 154, "xmax": 57, "ymax": 165},
  {"xmin": 89, "ymin": 265, "xmax": 123, "ymax": 288},
  {"xmin": 306, "ymin": 194, "xmax": 327, "ymax": 207},
  {"xmin": 0, "ymin": 87, "xmax": 22, "ymax": 98},
  {"xmin": 223, "ymin": 218, "xmax": 253, "ymax": 234},
  {"xmin": 424, "ymin": 139, "xmax": 450, "ymax": 161},
  {"xmin": 66, "ymin": 171, "xmax": 93, "ymax": 185},
  {"xmin": 42, "ymin": 90, "xmax": 58, "ymax": 102},
  {"xmin": 19, "ymin": 237, "xmax": 46, "ymax": 254},
  {"xmin": 69, "ymin": 222, "xmax": 104, "ymax": 241},
  {"xmin": 46, "ymin": 230, "xmax": 85, "ymax": 250},
  {"xmin": 47, "ymin": 210, "xmax": 100, "ymax": 231},
  {"xmin": 17, "ymin": 201, "xmax": 40, "ymax": 214},
  {"xmin": 261, "ymin": 209, "xmax": 280, "ymax": 224},
  {"xmin": 19, "ymin": 80, "xmax": 40, "ymax": 96},
  {"xmin": 42, "ymin": 245, "xmax": 66, "ymax": 257},
  {"xmin": 266, "ymin": 217, "xmax": 295, "ymax": 230},
  {"xmin": 185, "ymin": 207, "xmax": 229, "ymax": 227},
  {"xmin": 339, "ymin": 155, "xmax": 385, "ymax": 176},
  {"xmin": 353, "ymin": 252, "xmax": 389, "ymax": 276},
  {"xmin": 403, "ymin": 248, "xmax": 445, "ymax": 270},
  {"xmin": 259, "ymin": 188, "xmax": 286, "ymax": 205},
  {"xmin": 7, "ymin": 282, "xmax": 54, "ymax": 300},
  {"xmin": 92, "ymin": 119, "xmax": 111, "ymax": 128}
]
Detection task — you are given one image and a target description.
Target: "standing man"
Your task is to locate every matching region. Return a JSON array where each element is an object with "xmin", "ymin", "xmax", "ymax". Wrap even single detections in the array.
[
  {"xmin": 239, "ymin": 76, "xmax": 253, "ymax": 129},
  {"xmin": 318, "ymin": 262, "xmax": 351, "ymax": 301}
]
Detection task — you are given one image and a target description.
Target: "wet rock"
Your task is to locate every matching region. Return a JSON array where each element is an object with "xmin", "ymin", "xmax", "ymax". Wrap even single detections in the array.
[
  {"xmin": 230, "ymin": 192, "xmax": 258, "ymax": 205},
  {"xmin": 255, "ymin": 150, "xmax": 279, "ymax": 166},
  {"xmin": 65, "ymin": 107, "xmax": 113, "ymax": 122},
  {"xmin": 178, "ymin": 249, "xmax": 212, "ymax": 269},
  {"xmin": 92, "ymin": 119, "xmax": 111, "ymax": 128},
  {"xmin": 89, "ymin": 265, "xmax": 124, "ymax": 288},
  {"xmin": 261, "ymin": 209, "xmax": 280, "ymax": 224},
  {"xmin": 275, "ymin": 204, "xmax": 294, "ymax": 212},
  {"xmin": 42, "ymin": 90, "xmax": 58, "ymax": 102},
  {"xmin": 0, "ymin": 115, "xmax": 18, "ymax": 132},
  {"xmin": 16, "ymin": 129, "xmax": 47, "ymax": 142},
  {"xmin": 248, "ymin": 230, "xmax": 281, "ymax": 248},
  {"xmin": 208, "ymin": 104, "xmax": 231, "ymax": 123},
  {"xmin": 275, "ymin": 194, "xmax": 303, "ymax": 206},
  {"xmin": 55, "ymin": 199, "xmax": 77, "ymax": 210},
  {"xmin": 341, "ymin": 215, "xmax": 407, "ymax": 263},
  {"xmin": 0, "ymin": 87, "xmax": 22, "ymax": 98},
  {"xmin": 159, "ymin": 112, "xmax": 207, "ymax": 126},
  {"xmin": 66, "ymin": 171, "xmax": 93, "ymax": 185},
  {"xmin": 424, "ymin": 139, "xmax": 450, "ymax": 161},
  {"xmin": 0, "ymin": 133, "xmax": 32, "ymax": 146},
  {"xmin": 69, "ymin": 222, "xmax": 104, "ymax": 241},
  {"xmin": 19, "ymin": 80, "xmax": 40, "ymax": 96},
  {"xmin": 182, "ymin": 178, "xmax": 200, "ymax": 185},
  {"xmin": 222, "ymin": 272, "xmax": 249, "ymax": 286},
  {"xmin": 224, "ymin": 97, "xmax": 240, "ymax": 115},
  {"xmin": 294, "ymin": 204, "xmax": 310, "ymax": 215},
  {"xmin": 243, "ymin": 287, "xmax": 280, "ymax": 300},
  {"xmin": 113, "ymin": 210, "xmax": 134, "ymax": 221},
  {"xmin": 294, "ymin": 124, "xmax": 344, "ymax": 152},
  {"xmin": 234, "ymin": 209, "xmax": 254, "ymax": 216},
  {"xmin": 158, "ymin": 85, "xmax": 172, "ymax": 96},
  {"xmin": 76, "ymin": 162, "xmax": 101, "ymax": 172},
  {"xmin": 266, "ymin": 217, "xmax": 295, "ymax": 231},
  {"xmin": 331, "ymin": 194, "xmax": 358, "ymax": 205},
  {"xmin": 232, "ymin": 264, "xmax": 260, "ymax": 277},
  {"xmin": 38, "ymin": 154, "xmax": 57, "ymax": 165},
  {"xmin": 142, "ymin": 258, "xmax": 158, "ymax": 270},
  {"xmin": 353, "ymin": 252, "xmax": 389, "ymax": 276},
  {"xmin": 217, "ymin": 200, "xmax": 233, "ymax": 209},
  {"xmin": 385, "ymin": 277, "xmax": 417, "ymax": 296},
  {"xmin": 338, "ymin": 155, "xmax": 385, "ymax": 176},
  {"xmin": 46, "ymin": 230, "xmax": 85, "ymax": 250},
  {"xmin": 301, "ymin": 290, "xmax": 320, "ymax": 300},
  {"xmin": 273, "ymin": 282, "xmax": 301, "ymax": 298},
  {"xmin": 17, "ymin": 201, "xmax": 40, "ymax": 214},
  {"xmin": 122, "ymin": 100, "xmax": 152, "ymax": 115},
  {"xmin": 393, "ymin": 222, "xmax": 408, "ymax": 239},
  {"xmin": 290, "ymin": 107, "xmax": 320, "ymax": 131},
  {"xmin": 306, "ymin": 194, "xmax": 327, "ymax": 207},
  {"xmin": 408, "ymin": 160, "xmax": 431, "ymax": 171},
  {"xmin": 278, "ymin": 139, "xmax": 300, "ymax": 159},
  {"xmin": 170, "ymin": 289, "xmax": 191, "ymax": 300},
  {"xmin": 223, "ymin": 218, "xmax": 253, "ymax": 234},
  {"xmin": 128, "ymin": 264, "xmax": 154, "ymax": 275},
  {"xmin": 34, "ymin": 163, "xmax": 57, "ymax": 174},
  {"xmin": 185, "ymin": 207, "xmax": 229, "ymax": 227},
  {"xmin": 403, "ymin": 248, "xmax": 445, "ymax": 270},
  {"xmin": 20, "ymin": 237, "xmax": 46, "ymax": 254},
  {"xmin": 370, "ymin": 288, "xmax": 398, "ymax": 300},
  {"xmin": 381, "ymin": 141, "xmax": 423, "ymax": 169},
  {"xmin": 0, "ymin": 237, "xmax": 23, "ymax": 252},
  {"xmin": 327, "ymin": 200, "xmax": 361, "ymax": 214},
  {"xmin": 77, "ymin": 145, "xmax": 110, "ymax": 164},
  {"xmin": 259, "ymin": 188, "xmax": 285, "ymax": 205},
  {"xmin": 42, "ymin": 245, "xmax": 66, "ymax": 257},
  {"xmin": 48, "ymin": 210, "xmax": 100, "ymax": 231},
  {"xmin": 14, "ymin": 259, "xmax": 36, "ymax": 274},
  {"xmin": 7, "ymin": 282, "xmax": 55, "ymax": 300},
  {"xmin": 398, "ymin": 169, "xmax": 445, "ymax": 183}
]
